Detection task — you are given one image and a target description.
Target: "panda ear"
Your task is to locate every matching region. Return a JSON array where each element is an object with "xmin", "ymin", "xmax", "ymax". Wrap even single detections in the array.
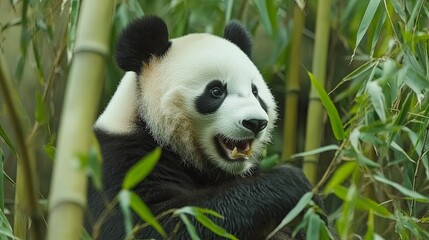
[
  {"xmin": 223, "ymin": 20, "xmax": 252, "ymax": 58},
  {"xmin": 115, "ymin": 16, "xmax": 171, "ymax": 73}
]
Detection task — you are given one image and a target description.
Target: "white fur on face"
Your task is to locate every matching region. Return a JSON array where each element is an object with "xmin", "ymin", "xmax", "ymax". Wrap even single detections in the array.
[{"xmin": 139, "ymin": 33, "xmax": 278, "ymax": 175}]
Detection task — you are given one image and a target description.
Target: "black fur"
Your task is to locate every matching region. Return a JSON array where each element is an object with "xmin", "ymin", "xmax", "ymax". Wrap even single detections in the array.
[
  {"xmin": 87, "ymin": 119, "xmax": 324, "ymax": 240},
  {"xmin": 224, "ymin": 20, "xmax": 252, "ymax": 58},
  {"xmin": 115, "ymin": 16, "xmax": 171, "ymax": 73}
]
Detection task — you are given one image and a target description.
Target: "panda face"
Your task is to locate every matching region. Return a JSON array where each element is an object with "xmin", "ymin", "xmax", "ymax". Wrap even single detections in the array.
[{"xmin": 138, "ymin": 34, "xmax": 277, "ymax": 175}]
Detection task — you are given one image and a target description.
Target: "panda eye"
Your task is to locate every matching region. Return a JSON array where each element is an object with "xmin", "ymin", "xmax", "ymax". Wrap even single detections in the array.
[
  {"xmin": 211, "ymin": 87, "xmax": 224, "ymax": 98},
  {"xmin": 252, "ymin": 85, "xmax": 258, "ymax": 97}
]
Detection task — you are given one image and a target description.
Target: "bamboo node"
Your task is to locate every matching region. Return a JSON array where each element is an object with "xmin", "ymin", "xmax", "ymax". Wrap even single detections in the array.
[{"xmin": 74, "ymin": 41, "xmax": 109, "ymax": 57}]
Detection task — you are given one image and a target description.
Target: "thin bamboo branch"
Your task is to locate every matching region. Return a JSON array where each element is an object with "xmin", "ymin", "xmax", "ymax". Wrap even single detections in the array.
[
  {"xmin": 0, "ymin": 53, "xmax": 43, "ymax": 240},
  {"xmin": 27, "ymin": 30, "xmax": 67, "ymax": 142},
  {"xmin": 282, "ymin": 4, "xmax": 305, "ymax": 161},
  {"xmin": 46, "ymin": 1, "xmax": 115, "ymax": 239},
  {"xmin": 303, "ymin": 0, "xmax": 332, "ymax": 185},
  {"xmin": 410, "ymin": 126, "xmax": 429, "ymax": 216}
]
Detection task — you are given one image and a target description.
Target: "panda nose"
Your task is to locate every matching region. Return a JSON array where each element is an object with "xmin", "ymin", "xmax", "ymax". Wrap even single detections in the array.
[{"xmin": 242, "ymin": 119, "xmax": 268, "ymax": 134}]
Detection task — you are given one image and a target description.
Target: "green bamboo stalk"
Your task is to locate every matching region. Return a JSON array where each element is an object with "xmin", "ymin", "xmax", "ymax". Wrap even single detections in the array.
[
  {"xmin": 0, "ymin": 53, "xmax": 42, "ymax": 240},
  {"xmin": 46, "ymin": 1, "xmax": 115, "ymax": 240},
  {"xmin": 303, "ymin": 0, "xmax": 332, "ymax": 184},
  {"xmin": 282, "ymin": 4, "xmax": 305, "ymax": 161}
]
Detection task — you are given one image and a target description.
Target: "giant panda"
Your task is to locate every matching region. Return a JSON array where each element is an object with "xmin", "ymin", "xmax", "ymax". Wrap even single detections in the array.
[{"xmin": 87, "ymin": 16, "xmax": 326, "ymax": 240}]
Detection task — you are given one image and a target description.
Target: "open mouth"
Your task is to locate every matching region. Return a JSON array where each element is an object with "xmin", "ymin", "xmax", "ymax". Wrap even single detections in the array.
[{"xmin": 215, "ymin": 135, "xmax": 254, "ymax": 161}]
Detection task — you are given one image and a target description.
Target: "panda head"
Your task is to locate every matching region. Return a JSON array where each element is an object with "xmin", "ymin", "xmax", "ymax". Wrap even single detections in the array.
[{"xmin": 116, "ymin": 16, "xmax": 277, "ymax": 175}]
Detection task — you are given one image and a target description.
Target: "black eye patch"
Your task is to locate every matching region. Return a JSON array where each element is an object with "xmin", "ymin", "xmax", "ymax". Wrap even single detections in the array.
[{"xmin": 195, "ymin": 80, "xmax": 227, "ymax": 114}]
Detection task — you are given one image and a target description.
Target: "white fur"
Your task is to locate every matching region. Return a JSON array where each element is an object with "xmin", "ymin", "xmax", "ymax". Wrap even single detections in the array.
[{"xmin": 95, "ymin": 71, "xmax": 138, "ymax": 134}]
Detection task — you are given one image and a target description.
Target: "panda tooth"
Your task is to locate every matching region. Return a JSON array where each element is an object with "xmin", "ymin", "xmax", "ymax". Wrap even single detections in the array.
[
  {"xmin": 245, "ymin": 148, "xmax": 253, "ymax": 157},
  {"xmin": 231, "ymin": 147, "xmax": 238, "ymax": 157}
]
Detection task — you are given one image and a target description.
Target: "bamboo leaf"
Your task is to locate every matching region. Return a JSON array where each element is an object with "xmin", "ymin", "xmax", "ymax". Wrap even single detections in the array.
[
  {"xmin": 342, "ymin": 61, "xmax": 377, "ymax": 82},
  {"xmin": 292, "ymin": 145, "xmax": 339, "ymax": 159},
  {"xmin": 306, "ymin": 213, "xmax": 320, "ymax": 240},
  {"xmin": 307, "ymin": 71, "xmax": 345, "ymax": 140},
  {"xmin": 404, "ymin": 66, "xmax": 429, "ymax": 105},
  {"xmin": 333, "ymin": 186, "xmax": 392, "ymax": 218},
  {"xmin": 393, "ymin": 93, "xmax": 412, "ymax": 128},
  {"xmin": 122, "ymin": 147, "xmax": 161, "ymax": 189},
  {"xmin": 373, "ymin": 175, "xmax": 429, "ymax": 202},
  {"xmin": 118, "ymin": 190, "xmax": 133, "ymax": 235},
  {"xmin": 390, "ymin": 141, "xmax": 415, "ymax": 163},
  {"xmin": 224, "ymin": 0, "xmax": 234, "ymax": 23},
  {"xmin": 32, "ymin": 38, "xmax": 45, "ymax": 84},
  {"xmin": 175, "ymin": 206, "xmax": 237, "ymax": 240},
  {"xmin": 294, "ymin": 0, "xmax": 305, "ymax": 10},
  {"xmin": 319, "ymin": 221, "xmax": 332, "ymax": 240},
  {"xmin": 0, "ymin": 124, "xmax": 17, "ymax": 159},
  {"xmin": 179, "ymin": 214, "xmax": 201, "ymax": 240},
  {"xmin": 80, "ymin": 228, "xmax": 93, "ymax": 240},
  {"xmin": 190, "ymin": 207, "xmax": 224, "ymax": 219},
  {"xmin": 267, "ymin": 192, "xmax": 313, "ymax": 239},
  {"xmin": 260, "ymin": 154, "xmax": 280, "ymax": 169},
  {"xmin": 129, "ymin": 191, "xmax": 166, "ymax": 237},
  {"xmin": 364, "ymin": 210, "xmax": 374, "ymax": 240},
  {"xmin": 324, "ymin": 161, "xmax": 357, "ymax": 194},
  {"xmin": 353, "ymin": 0, "xmax": 381, "ymax": 60},
  {"xmin": 35, "ymin": 91, "xmax": 48, "ymax": 124},
  {"xmin": 357, "ymin": 154, "xmax": 380, "ymax": 168},
  {"xmin": 369, "ymin": 12, "xmax": 386, "ymax": 57},
  {"xmin": 129, "ymin": 0, "xmax": 144, "ymax": 16},
  {"xmin": 13, "ymin": 55, "xmax": 25, "ymax": 81},
  {"xmin": 86, "ymin": 147, "xmax": 102, "ymax": 190},
  {"xmin": 254, "ymin": 0, "xmax": 273, "ymax": 36},
  {"xmin": 44, "ymin": 143, "xmax": 56, "ymax": 161},
  {"xmin": 1, "ymin": 18, "xmax": 22, "ymax": 32},
  {"xmin": 390, "ymin": 0, "xmax": 407, "ymax": 23},
  {"xmin": 193, "ymin": 212, "xmax": 237, "ymax": 240},
  {"xmin": 291, "ymin": 208, "xmax": 313, "ymax": 238},
  {"xmin": 366, "ymin": 81, "xmax": 386, "ymax": 122}
]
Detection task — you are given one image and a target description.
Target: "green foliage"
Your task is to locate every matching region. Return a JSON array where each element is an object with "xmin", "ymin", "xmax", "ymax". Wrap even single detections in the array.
[
  {"xmin": 267, "ymin": 192, "xmax": 314, "ymax": 238},
  {"xmin": 0, "ymin": 209, "xmax": 17, "ymax": 240},
  {"xmin": 119, "ymin": 190, "xmax": 166, "ymax": 238},
  {"xmin": 307, "ymin": 71, "xmax": 345, "ymax": 140},
  {"xmin": 174, "ymin": 206, "xmax": 238, "ymax": 240},
  {"xmin": 122, "ymin": 147, "xmax": 161, "ymax": 190},
  {"xmin": 118, "ymin": 148, "xmax": 165, "ymax": 238}
]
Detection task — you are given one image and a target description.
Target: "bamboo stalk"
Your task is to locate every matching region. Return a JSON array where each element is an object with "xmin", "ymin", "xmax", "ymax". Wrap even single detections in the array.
[
  {"xmin": 282, "ymin": 4, "xmax": 305, "ymax": 161},
  {"xmin": 46, "ymin": 1, "xmax": 115, "ymax": 240},
  {"xmin": 303, "ymin": 0, "xmax": 332, "ymax": 184},
  {"xmin": 0, "ymin": 53, "xmax": 43, "ymax": 240}
]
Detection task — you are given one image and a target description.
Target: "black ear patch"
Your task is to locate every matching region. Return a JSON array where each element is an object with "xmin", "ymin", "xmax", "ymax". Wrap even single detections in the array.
[
  {"xmin": 115, "ymin": 16, "xmax": 171, "ymax": 73},
  {"xmin": 223, "ymin": 20, "xmax": 252, "ymax": 58}
]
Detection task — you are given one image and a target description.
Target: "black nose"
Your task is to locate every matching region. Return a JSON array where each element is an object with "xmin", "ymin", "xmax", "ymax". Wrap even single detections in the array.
[{"xmin": 242, "ymin": 119, "xmax": 268, "ymax": 134}]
